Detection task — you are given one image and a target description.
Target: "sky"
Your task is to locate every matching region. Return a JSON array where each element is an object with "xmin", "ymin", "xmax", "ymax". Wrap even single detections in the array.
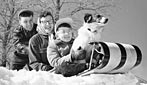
[{"xmin": 101, "ymin": 0, "xmax": 147, "ymax": 80}]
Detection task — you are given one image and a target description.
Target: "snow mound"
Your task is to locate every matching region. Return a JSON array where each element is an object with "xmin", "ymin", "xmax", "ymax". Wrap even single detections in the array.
[{"xmin": 0, "ymin": 67, "xmax": 146, "ymax": 85}]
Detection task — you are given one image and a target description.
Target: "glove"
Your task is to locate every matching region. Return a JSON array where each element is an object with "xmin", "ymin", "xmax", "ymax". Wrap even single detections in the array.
[
  {"xmin": 55, "ymin": 62, "xmax": 87, "ymax": 77},
  {"xmin": 20, "ymin": 45, "xmax": 29, "ymax": 54},
  {"xmin": 70, "ymin": 48, "xmax": 86, "ymax": 61}
]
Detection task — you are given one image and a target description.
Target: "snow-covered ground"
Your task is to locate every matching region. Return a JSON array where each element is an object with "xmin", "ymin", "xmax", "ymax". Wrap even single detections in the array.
[{"xmin": 0, "ymin": 67, "xmax": 146, "ymax": 85}]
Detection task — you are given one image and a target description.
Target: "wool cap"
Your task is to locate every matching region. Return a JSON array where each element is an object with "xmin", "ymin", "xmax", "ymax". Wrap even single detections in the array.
[{"xmin": 55, "ymin": 17, "xmax": 73, "ymax": 33}]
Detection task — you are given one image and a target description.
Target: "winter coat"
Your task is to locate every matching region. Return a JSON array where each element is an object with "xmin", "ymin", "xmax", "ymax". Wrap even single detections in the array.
[
  {"xmin": 12, "ymin": 23, "xmax": 37, "ymax": 64},
  {"xmin": 47, "ymin": 38, "xmax": 74, "ymax": 67},
  {"xmin": 28, "ymin": 33, "xmax": 53, "ymax": 71}
]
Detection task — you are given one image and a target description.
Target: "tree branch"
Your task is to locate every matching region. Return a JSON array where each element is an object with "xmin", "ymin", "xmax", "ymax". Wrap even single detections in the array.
[
  {"xmin": 61, "ymin": 1, "xmax": 82, "ymax": 5},
  {"xmin": 70, "ymin": 2, "xmax": 114, "ymax": 16},
  {"xmin": 0, "ymin": 22, "xmax": 6, "ymax": 28},
  {"xmin": 0, "ymin": 13, "xmax": 7, "ymax": 28},
  {"xmin": 60, "ymin": 0, "xmax": 66, "ymax": 7},
  {"xmin": 70, "ymin": 7, "xmax": 96, "ymax": 16},
  {"xmin": 51, "ymin": 0, "xmax": 56, "ymax": 7},
  {"xmin": 0, "ymin": 33, "xmax": 3, "ymax": 41}
]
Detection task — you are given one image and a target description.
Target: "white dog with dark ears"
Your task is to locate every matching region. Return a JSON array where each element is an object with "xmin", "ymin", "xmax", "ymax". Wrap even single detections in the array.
[{"xmin": 71, "ymin": 13, "xmax": 109, "ymax": 65}]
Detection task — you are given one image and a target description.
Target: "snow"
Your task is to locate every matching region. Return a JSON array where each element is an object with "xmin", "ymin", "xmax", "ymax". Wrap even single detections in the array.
[{"xmin": 0, "ymin": 67, "xmax": 146, "ymax": 85}]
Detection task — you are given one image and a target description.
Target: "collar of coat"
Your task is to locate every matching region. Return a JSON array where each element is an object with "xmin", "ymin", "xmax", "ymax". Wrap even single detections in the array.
[{"xmin": 54, "ymin": 38, "xmax": 74, "ymax": 46}]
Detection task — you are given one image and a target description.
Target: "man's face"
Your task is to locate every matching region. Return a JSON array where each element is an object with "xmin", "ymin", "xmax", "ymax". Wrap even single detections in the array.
[
  {"xmin": 19, "ymin": 16, "xmax": 33, "ymax": 31},
  {"xmin": 40, "ymin": 16, "xmax": 54, "ymax": 33}
]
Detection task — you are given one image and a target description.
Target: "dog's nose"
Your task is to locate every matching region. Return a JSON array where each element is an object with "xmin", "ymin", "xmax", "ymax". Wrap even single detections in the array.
[
  {"xmin": 93, "ymin": 30, "xmax": 97, "ymax": 33},
  {"xmin": 91, "ymin": 30, "xmax": 98, "ymax": 33},
  {"xmin": 88, "ymin": 28, "xmax": 91, "ymax": 31}
]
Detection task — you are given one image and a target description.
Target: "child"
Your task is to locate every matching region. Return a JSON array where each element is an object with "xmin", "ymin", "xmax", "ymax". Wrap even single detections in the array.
[
  {"xmin": 10, "ymin": 9, "xmax": 37, "ymax": 70},
  {"xmin": 47, "ymin": 17, "xmax": 87, "ymax": 77}
]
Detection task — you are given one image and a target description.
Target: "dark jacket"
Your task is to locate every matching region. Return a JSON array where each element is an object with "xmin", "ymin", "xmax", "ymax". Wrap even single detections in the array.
[
  {"xmin": 29, "ymin": 33, "xmax": 53, "ymax": 71},
  {"xmin": 47, "ymin": 38, "xmax": 74, "ymax": 67},
  {"xmin": 12, "ymin": 23, "xmax": 37, "ymax": 63}
]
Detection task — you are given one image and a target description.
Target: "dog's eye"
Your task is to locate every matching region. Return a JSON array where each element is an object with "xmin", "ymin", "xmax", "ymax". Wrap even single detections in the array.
[
  {"xmin": 77, "ymin": 46, "xmax": 82, "ymax": 50},
  {"xmin": 94, "ymin": 30, "xmax": 97, "ymax": 33},
  {"xmin": 88, "ymin": 28, "xmax": 91, "ymax": 31}
]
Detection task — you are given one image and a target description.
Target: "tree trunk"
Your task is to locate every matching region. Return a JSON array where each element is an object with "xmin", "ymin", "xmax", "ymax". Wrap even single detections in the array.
[
  {"xmin": 55, "ymin": 0, "xmax": 61, "ymax": 22},
  {"xmin": 1, "ymin": 53, "xmax": 7, "ymax": 67},
  {"xmin": 1, "ymin": 40, "xmax": 7, "ymax": 67},
  {"xmin": 0, "ymin": 30, "xmax": 9, "ymax": 67}
]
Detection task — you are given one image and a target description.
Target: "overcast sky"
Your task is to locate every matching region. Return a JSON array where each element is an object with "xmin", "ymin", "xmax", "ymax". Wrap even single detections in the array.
[{"xmin": 102, "ymin": 0, "xmax": 147, "ymax": 80}]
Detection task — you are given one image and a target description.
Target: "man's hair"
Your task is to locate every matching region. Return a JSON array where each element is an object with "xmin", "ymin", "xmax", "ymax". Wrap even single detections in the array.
[
  {"xmin": 18, "ymin": 10, "xmax": 33, "ymax": 18},
  {"xmin": 39, "ymin": 11, "xmax": 53, "ymax": 19}
]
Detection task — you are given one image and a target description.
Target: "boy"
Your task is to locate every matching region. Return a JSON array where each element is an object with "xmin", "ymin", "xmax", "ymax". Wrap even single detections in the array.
[
  {"xmin": 10, "ymin": 10, "xmax": 37, "ymax": 70},
  {"xmin": 28, "ymin": 11, "xmax": 54, "ymax": 71},
  {"xmin": 47, "ymin": 17, "xmax": 87, "ymax": 77}
]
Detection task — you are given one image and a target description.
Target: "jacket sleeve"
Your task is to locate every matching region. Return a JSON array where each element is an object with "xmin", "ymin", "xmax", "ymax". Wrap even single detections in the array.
[
  {"xmin": 28, "ymin": 37, "xmax": 53, "ymax": 71},
  {"xmin": 13, "ymin": 27, "xmax": 28, "ymax": 50},
  {"xmin": 47, "ymin": 40, "xmax": 72, "ymax": 67}
]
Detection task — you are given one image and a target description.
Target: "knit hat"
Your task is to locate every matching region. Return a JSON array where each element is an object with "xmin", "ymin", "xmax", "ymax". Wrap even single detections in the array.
[{"xmin": 55, "ymin": 17, "xmax": 73, "ymax": 33}]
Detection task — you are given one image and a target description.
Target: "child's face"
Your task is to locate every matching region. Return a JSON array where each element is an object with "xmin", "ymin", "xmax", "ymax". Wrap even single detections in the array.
[
  {"xmin": 40, "ymin": 16, "xmax": 54, "ymax": 33},
  {"xmin": 19, "ymin": 16, "xmax": 33, "ymax": 31},
  {"xmin": 56, "ymin": 27, "xmax": 73, "ymax": 42}
]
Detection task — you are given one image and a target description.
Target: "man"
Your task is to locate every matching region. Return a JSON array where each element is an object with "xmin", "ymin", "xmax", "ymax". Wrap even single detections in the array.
[{"xmin": 10, "ymin": 9, "xmax": 37, "ymax": 70}]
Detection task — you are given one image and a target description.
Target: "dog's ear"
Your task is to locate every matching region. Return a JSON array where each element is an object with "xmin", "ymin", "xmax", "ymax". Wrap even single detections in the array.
[
  {"xmin": 103, "ymin": 18, "xmax": 109, "ymax": 24},
  {"xmin": 84, "ymin": 13, "xmax": 93, "ymax": 23}
]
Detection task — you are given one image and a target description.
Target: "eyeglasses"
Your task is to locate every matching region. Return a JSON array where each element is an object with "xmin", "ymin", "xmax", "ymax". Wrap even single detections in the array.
[{"xmin": 40, "ymin": 20, "xmax": 53, "ymax": 25}]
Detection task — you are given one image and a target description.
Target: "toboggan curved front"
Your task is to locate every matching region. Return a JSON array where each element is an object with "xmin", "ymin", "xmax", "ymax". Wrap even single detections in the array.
[{"xmin": 91, "ymin": 42, "xmax": 142, "ymax": 73}]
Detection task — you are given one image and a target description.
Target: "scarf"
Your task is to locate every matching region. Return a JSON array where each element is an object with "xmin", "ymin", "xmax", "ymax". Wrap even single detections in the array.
[{"xmin": 36, "ymin": 25, "xmax": 49, "ymax": 35}]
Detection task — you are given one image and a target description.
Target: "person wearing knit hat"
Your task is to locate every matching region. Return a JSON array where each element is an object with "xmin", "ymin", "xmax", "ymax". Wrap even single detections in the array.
[
  {"xmin": 54, "ymin": 17, "xmax": 73, "ymax": 33},
  {"xmin": 47, "ymin": 17, "xmax": 87, "ymax": 77}
]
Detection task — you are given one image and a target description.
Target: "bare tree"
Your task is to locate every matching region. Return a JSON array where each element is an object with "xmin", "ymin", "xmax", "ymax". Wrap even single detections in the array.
[
  {"xmin": 28, "ymin": 0, "xmax": 117, "ymax": 22},
  {"xmin": 29, "ymin": 0, "xmax": 118, "ymax": 36}
]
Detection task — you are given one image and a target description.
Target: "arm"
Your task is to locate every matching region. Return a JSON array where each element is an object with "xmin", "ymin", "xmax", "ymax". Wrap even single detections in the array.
[
  {"xmin": 13, "ymin": 27, "xmax": 28, "ymax": 51},
  {"xmin": 47, "ymin": 40, "xmax": 72, "ymax": 67},
  {"xmin": 28, "ymin": 37, "xmax": 53, "ymax": 71}
]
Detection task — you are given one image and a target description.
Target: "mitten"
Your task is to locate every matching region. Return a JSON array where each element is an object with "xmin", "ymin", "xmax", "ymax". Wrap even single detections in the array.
[{"xmin": 55, "ymin": 62, "xmax": 87, "ymax": 77}]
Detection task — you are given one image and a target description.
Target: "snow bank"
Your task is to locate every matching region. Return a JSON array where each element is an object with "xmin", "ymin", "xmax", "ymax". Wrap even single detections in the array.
[{"xmin": 0, "ymin": 67, "xmax": 146, "ymax": 85}]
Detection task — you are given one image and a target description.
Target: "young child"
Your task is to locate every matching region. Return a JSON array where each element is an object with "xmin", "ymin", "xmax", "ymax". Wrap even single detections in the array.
[
  {"xmin": 47, "ymin": 17, "xmax": 87, "ymax": 77},
  {"xmin": 10, "ymin": 9, "xmax": 37, "ymax": 70}
]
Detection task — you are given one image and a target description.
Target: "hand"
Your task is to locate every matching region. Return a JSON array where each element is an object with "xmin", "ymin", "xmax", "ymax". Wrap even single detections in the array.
[
  {"xmin": 21, "ymin": 45, "xmax": 29, "ymax": 54},
  {"xmin": 70, "ymin": 48, "xmax": 86, "ymax": 61},
  {"xmin": 55, "ymin": 62, "xmax": 87, "ymax": 77}
]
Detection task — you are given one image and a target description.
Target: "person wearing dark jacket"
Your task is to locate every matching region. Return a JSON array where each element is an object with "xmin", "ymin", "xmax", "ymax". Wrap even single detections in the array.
[
  {"xmin": 28, "ymin": 11, "xmax": 54, "ymax": 71},
  {"xmin": 10, "ymin": 10, "xmax": 38, "ymax": 70},
  {"xmin": 47, "ymin": 17, "xmax": 87, "ymax": 77}
]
